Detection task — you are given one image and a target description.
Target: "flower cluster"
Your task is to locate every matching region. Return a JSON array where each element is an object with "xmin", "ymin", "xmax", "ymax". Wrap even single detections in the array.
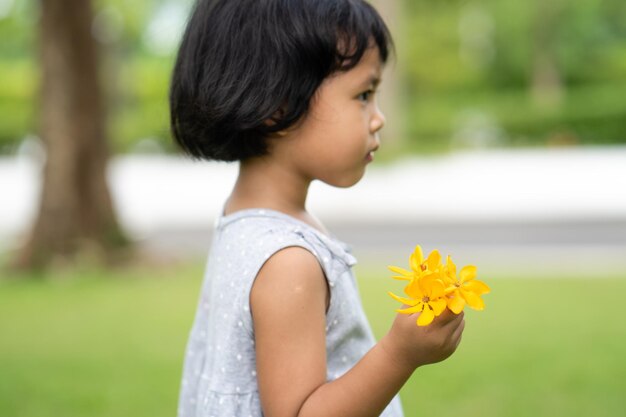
[{"xmin": 387, "ymin": 245, "xmax": 490, "ymax": 326}]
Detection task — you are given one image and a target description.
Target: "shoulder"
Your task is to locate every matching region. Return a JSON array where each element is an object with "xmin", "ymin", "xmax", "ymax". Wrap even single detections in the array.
[
  {"xmin": 216, "ymin": 213, "xmax": 327, "ymax": 270},
  {"xmin": 217, "ymin": 213, "xmax": 307, "ymax": 246},
  {"xmin": 214, "ymin": 209, "xmax": 353, "ymax": 295},
  {"xmin": 251, "ymin": 246, "xmax": 328, "ymax": 314}
]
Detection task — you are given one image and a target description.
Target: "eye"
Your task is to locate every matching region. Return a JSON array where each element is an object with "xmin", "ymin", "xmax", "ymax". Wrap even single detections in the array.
[{"xmin": 358, "ymin": 89, "xmax": 375, "ymax": 102}]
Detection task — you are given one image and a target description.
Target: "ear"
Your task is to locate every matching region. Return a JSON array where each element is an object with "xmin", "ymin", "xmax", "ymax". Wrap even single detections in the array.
[{"xmin": 263, "ymin": 107, "xmax": 288, "ymax": 136}]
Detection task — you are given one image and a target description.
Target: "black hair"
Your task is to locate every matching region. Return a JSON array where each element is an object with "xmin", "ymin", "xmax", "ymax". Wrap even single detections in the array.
[{"xmin": 169, "ymin": 0, "xmax": 394, "ymax": 161}]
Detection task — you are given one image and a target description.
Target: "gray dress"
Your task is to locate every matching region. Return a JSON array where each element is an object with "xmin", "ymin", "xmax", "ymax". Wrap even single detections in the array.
[{"xmin": 177, "ymin": 208, "xmax": 404, "ymax": 417}]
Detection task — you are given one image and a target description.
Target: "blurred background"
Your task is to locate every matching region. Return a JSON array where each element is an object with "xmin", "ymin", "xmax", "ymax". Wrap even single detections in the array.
[{"xmin": 1, "ymin": 0, "xmax": 625, "ymax": 416}]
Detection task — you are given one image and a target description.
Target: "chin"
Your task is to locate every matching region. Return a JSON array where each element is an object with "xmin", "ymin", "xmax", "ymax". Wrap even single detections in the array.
[{"xmin": 324, "ymin": 170, "xmax": 366, "ymax": 188}]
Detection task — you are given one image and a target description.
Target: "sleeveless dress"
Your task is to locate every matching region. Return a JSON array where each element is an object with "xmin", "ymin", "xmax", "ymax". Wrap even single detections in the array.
[{"xmin": 177, "ymin": 208, "xmax": 404, "ymax": 417}]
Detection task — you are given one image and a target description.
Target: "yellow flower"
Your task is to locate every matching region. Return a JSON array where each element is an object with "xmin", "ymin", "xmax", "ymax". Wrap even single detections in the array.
[
  {"xmin": 443, "ymin": 255, "xmax": 490, "ymax": 313},
  {"xmin": 388, "ymin": 276, "xmax": 448, "ymax": 326},
  {"xmin": 388, "ymin": 245, "xmax": 443, "ymax": 282}
]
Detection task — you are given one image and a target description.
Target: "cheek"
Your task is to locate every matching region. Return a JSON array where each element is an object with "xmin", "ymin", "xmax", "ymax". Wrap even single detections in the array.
[
  {"xmin": 320, "ymin": 132, "xmax": 360, "ymax": 164},
  {"xmin": 293, "ymin": 107, "xmax": 368, "ymax": 169},
  {"xmin": 326, "ymin": 114, "xmax": 367, "ymax": 150}
]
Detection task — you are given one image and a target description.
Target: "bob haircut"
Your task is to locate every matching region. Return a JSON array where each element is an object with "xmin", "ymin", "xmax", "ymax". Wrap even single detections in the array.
[{"xmin": 169, "ymin": 0, "xmax": 394, "ymax": 161}]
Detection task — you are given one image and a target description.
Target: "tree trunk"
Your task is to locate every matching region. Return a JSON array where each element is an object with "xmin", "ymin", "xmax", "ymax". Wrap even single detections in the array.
[
  {"xmin": 530, "ymin": 0, "xmax": 564, "ymax": 109},
  {"xmin": 13, "ymin": 0, "xmax": 128, "ymax": 270}
]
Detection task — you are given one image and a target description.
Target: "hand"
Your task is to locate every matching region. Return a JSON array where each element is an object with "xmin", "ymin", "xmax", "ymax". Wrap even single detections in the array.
[{"xmin": 380, "ymin": 307, "xmax": 465, "ymax": 370}]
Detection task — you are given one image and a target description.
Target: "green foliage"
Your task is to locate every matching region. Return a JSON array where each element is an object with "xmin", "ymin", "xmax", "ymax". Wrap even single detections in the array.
[
  {"xmin": 400, "ymin": 82, "xmax": 626, "ymax": 153},
  {"xmin": 107, "ymin": 56, "xmax": 176, "ymax": 152},
  {"xmin": 0, "ymin": 0, "xmax": 625, "ymax": 155},
  {"xmin": 1, "ymin": 262, "xmax": 624, "ymax": 416},
  {"xmin": 0, "ymin": 0, "xmax": 188, "ymax": 154},
  {"xmin": 0, "ymin": 0, "xmax": 36, "ymax": 59},
  {"xmin": 0, "ymin": 59, "xmax": 35, "ymax": 153},
  {"xmin": 397, "ymin": 0, "xmax": 626, "ymax": 152}
]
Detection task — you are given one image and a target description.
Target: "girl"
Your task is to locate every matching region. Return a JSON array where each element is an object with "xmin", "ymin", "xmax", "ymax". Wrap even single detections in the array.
[{"xmin": 170, "ymin": 1, "xmax": 465, "ymax": 416}]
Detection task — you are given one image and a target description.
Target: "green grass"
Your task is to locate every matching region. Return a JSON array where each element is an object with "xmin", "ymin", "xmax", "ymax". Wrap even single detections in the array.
[
  {"xmin": 1, "ymin": 261, "xmax": 625, "ymax": 417},
  {"xmin": 360, "ymin": 263, "xmax": 626, "ymax": 417},
  {"xmin": 0, "ymin": 262, "xmax": 205, "ymax": 417}
]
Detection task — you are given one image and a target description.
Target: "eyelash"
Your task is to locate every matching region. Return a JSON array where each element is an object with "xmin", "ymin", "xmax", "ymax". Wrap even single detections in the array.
[{"xmin": 358, "ymin": 89, "xmax": 376, "ymax": 102}]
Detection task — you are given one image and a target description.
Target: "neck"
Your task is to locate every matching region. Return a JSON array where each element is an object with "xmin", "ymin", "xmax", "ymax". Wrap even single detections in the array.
[{"xmin": 225, "ymin": 156, "xmax": 312, "ymax": 217}]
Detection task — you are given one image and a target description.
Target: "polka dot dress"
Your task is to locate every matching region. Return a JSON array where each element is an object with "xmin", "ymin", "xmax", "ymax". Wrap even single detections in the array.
[{"xmin": 177, "ymin": 209, "xmax": 404, "ymax": 417}]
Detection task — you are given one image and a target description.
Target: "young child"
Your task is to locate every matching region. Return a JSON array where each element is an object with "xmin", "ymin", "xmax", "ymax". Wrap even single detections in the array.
[{"xmin": 170, "ymin": 1, "xmax": 465, "ymax": 416}]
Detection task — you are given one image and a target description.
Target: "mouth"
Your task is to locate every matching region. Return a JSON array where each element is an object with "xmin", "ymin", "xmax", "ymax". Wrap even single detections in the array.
[{"xmin": 366, "ymin": 144, "xmax": 380, "ymax": 162}]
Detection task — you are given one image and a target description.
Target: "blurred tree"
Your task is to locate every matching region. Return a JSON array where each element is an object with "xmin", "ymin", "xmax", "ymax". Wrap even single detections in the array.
[
  {"xmin": 399, "ymin": 0, "xmax": 626, "ymax": 150},
  {"xmin": 1, "ymin": 0, "xmax": 626, "ymax": 155},
  {"xmin": 371, "ymin": 0, "xmax": 402, "ymax": 149},
  {"xmin": 13, "ymin": 0, "xmax": 129, "ymax": 271},
  {"xmin": 530, "ymin": 0, "xmax": 565, "ymax": 108}
]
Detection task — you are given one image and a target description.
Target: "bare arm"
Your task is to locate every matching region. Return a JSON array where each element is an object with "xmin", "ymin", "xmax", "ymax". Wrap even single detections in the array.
[{"xmin": 251, "ymin": 247, "xmax": 465, "ymax": 417}]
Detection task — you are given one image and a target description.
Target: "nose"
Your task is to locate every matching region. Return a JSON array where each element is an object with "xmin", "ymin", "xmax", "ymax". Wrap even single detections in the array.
[{"xmin": 370, "ymin": 105, "xmax": 386, "ymax": 134}]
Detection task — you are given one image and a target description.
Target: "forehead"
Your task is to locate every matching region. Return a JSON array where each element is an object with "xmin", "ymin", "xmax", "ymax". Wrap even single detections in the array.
[{"xmin": 327, "ymin": 47, "xmax": 384, "ymax": 87}]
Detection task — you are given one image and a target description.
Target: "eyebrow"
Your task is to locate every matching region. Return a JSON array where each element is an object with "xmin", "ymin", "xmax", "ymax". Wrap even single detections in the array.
[{"xmin": 360, "ymin": 74, "xmax": 381, "ymax": 89}]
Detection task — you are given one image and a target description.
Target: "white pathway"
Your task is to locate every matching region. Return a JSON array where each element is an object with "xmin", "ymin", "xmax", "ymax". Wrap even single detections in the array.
[{"xmin": 1, "ymin": 145, "xmax": 625, "ymax": 275}]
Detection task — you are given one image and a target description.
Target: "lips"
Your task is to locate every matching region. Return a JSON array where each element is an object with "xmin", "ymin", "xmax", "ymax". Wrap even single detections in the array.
[{"xmin": 366, "ymin": 143, "xmax": 380, "ymax": 162}]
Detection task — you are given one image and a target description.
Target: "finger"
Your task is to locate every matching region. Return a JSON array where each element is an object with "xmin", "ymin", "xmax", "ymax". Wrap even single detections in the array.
[
  {"xmin": 452, "ymin": 316, "xmax": 465, "ymax": 339},
  {"xmin": 434, "ymin": 308, "xmax": 460, "ymax": 326},
  {"xmin": 451, "ymin": 319, "xmax": 465, "ymax": 349},
  {"xmin": 439, "ymin": 310, "xmax": 464, "ymax": 328}
]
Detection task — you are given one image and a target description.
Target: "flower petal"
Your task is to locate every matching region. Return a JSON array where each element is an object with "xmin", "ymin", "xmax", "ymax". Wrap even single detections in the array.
[
  {"xmin": 421, "ymin": 278, "xmax": 445, "ymax": 299},
  {"xmin": 440, "ymin": 259, "xmax": 455, "ymax": 284},
  {"xmin": 441, "ymin": 275, "xmax": 456, "ymax": 287},
  {"xmin": 398, "ymin": 303, "xmax": 423, "ymax": 315},
  {"xmin": 404, "ymin": 280, "xmax": 423, "ymax": 299},
  {"xmin": 391, "ymin": 275, "xmax": 413, "ymax": 281},
  {"xmin": 430, "ymin": 298, "xmax": 448, "ymax": 316},
  {"xmin": 444, "ymin": 285, "xmax": 457, "ymax": 295},
  {"xmin": 464, "ymin": 279, "xmax": 490, "ymax": 294},
  {"xmin": 461, "ymin": 289, "xmax": 485, "ymax": 310},
  {"xmin": 447, "ymin": 294, "xmax": 465, "ymax": 314},
  {"xmin": 459, "ymin": 265, "xmax": 477, "ymax": 283},
  {"xmin": 421, "ymin": 271, "xmax": 442, "ymax": 281},
  {"xmin": 445, "ymin": 255, "xmax": 456, "ymax": 278},
  {"xmin": 410, "ymin": 246, "xmax": 424, "ymax": 272},
  {"xmin": 388, "ymin": 265, "xmax": 414, "ymax": 277},
  {"xmin": 426, "ymin": 250, "xmax": 442, "ymax": 271},
  {"xmin": 417, "ymin": 306, "xmax": 435, "ymax": 326},
  {"xmin": 387, "ymin": 291, "xmax": 417, "ymax": 306}
]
